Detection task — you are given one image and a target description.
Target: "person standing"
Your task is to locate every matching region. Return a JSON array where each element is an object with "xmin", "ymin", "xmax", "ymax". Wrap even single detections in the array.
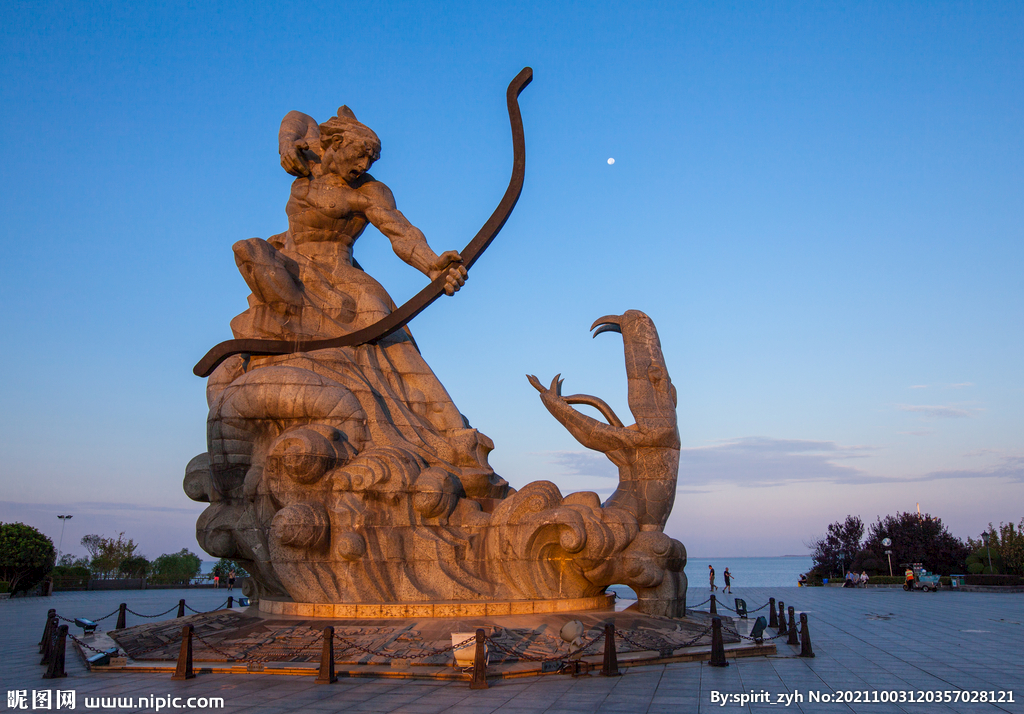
[
  {"xmin": 228, "ymin": 570, "xmax": 236, "ymax": 591},
  {"xmin": 723, "ymin": 567, "xmax": 734, "ymax": 594},
  {"xmin": 709, "ymin": 564, "xmax": 717, "ymax": 591}
]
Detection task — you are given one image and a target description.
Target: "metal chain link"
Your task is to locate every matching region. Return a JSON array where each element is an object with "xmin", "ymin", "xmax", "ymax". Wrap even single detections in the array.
[
  {"xmin": 328, "ymin": 631, "xmax": 458, "ymax": 662},
  {"xmin": 126, "ymin": 604, "xmax": 179, "ymax": 618},
  {"xmin": 723, "ymin": 626, "xmax": 790, "ymax": 642},
  {"xmin": 184, "ymin": 599, "xmax": 230, "ymax": 614},
  {"xmin": 69, "ymin": 632, "xmax": 120, "ymax": 656}
]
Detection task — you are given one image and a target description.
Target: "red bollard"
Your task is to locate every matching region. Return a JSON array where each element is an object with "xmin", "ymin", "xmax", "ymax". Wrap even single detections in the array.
[
  {"xmin": 799, "ymin": 613, "xmax": 815, "ymax": 658},
  {"xmin": 709, "ymin": 617, "xmax": 729, "ymax": 667},
  {"xmin": 172, "ymin": 625, "xmax": 195, "ymax": 680},
  {"xmin": 469, "ymin": 628, "xmax": 488, "ymax": 690},
  {"xmin": 317, "ymin": 626, "xmax": 337, "ymax": 683},
  {"xmin": 600, "ymin": 623, "xmax": 620, "ymax": 676},
  {"xmin": 39, "ymin": 609, "xmax": 56, "ymax": 653},
  {"xmin": 42, "ymin": 625, "xmax": 69, "ymax": 679}
]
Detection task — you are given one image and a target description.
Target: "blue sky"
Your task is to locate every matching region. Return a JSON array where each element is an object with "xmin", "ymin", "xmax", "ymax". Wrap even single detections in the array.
[{"xmin": 1, "ymin": 1, "xmax": 1021, "ymax": 561}]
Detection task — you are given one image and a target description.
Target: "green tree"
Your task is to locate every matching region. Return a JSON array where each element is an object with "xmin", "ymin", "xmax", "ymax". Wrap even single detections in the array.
[
  {"xmin": 863, "ymin": 511, "xmax": 969, "ymax": 575},
  {"xmin": 211, "ymin": 559, "xmax": 249, "ymax": 579},
  {"xmin": 0, "ymin": 522, "xmax": 56, "ymax": 593},
  {"xmin": 966, "ymin": 520, "xmax": 1024, "ymax": 575},
  {"xmin": 809, "ymin": 515, "xmax": 864, "ymax": 578},
  {"xmin": 81, "ymin": 532, "xmax": 141, "ymax": 578},
  {"xmin": 151, "ymin": 549, "xmax": 202, "ymax": 584}
]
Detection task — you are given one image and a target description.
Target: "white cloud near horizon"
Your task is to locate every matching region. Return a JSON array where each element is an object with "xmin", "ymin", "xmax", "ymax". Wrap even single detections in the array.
[
  {"xmin": 897, "ymin": 404, "xmax": 979, "ymax": 419},
  {"xmin": 543, "ymin": 438, "xmax": 1024, "ymax": 493}
]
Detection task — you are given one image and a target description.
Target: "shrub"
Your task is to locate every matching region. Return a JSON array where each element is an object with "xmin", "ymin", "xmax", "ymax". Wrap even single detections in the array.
[{"xmin": 964, "ymin": 574, "xmax": 1022, "ymax": 587}]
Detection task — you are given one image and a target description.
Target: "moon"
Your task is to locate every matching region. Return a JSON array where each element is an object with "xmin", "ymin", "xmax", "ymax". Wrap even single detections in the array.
[{"xmin": 607, "ymin": 158, "xmax": 615, "ymax": 165}]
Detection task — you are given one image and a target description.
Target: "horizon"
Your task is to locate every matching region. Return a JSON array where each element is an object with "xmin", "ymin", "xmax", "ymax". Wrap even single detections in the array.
[{"xmin": 2, "ymin": 2, "xmax": 1021, "ymax": 561}]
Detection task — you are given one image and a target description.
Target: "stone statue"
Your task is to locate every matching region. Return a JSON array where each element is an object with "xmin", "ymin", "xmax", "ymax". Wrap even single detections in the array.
[{"xmin": 185, "ymin": 70, "xmax": 688, "ymax": 617}]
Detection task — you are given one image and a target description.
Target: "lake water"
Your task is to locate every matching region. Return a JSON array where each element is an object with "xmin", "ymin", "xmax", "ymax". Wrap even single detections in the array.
[{"xmin": 608, "ymin": 556, "xmax": 813, "ymax": 601}]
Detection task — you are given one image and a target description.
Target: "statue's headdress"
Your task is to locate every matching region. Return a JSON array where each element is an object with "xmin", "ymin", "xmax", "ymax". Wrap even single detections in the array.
[{"xmin": 319, "ymin": 106, "xmax": 381, "ymax": 161}]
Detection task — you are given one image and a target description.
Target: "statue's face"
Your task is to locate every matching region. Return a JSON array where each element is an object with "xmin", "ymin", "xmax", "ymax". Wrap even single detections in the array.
[{"xmin": 329, "ymin": 140, "xmax": 378, "ymax": 183}]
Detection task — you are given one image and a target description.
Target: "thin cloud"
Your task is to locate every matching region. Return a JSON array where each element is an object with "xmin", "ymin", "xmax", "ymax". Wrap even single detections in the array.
[
  {"xmin": 897, "ymin": 430, "xmax": 935, "ymax": 437},
  {"xmin": 897, "ymin": 404, "xmax": 977, "ymax": 419},
  {"xmin": 542, "ymin": 440, "xmax": 1024, "ymax": 493},
  {"xmin": 0, "ymin": 500, "xmax": 203, "ymax": 516}
]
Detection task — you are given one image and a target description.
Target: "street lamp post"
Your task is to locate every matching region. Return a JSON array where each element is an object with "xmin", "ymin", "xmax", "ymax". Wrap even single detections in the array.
[
  {"xmin": 56, "ymin": 515, "xmax": 73, "ymax": 561},
  {"xmin": 882, "ymin": 538, "xmax": 893, "ymax": 577}
]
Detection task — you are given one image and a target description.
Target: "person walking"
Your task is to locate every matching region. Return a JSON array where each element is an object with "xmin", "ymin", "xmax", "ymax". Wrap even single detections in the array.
[
  {"xmin": 723, "ymin": 567, "xmax": 734, "ymax": 594},
  {"xmin": 228, "ymin": 570, "xmax": 236, "ymax": 591},
  {"xmin": 904, "ymin": 567, "xmax": 915, "ymax": 591},
  {"xmin": 709, "ymin": 564, "xmax": 717, "ymax": 591}
]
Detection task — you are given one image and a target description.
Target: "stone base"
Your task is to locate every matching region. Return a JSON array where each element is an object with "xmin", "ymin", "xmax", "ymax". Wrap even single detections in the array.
[{"xmin": 258, "ymin": 594, "xmax": 616, "ymax": 619}]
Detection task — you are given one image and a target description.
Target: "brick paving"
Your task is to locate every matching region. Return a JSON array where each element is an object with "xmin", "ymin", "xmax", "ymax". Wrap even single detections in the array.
[{"xmin": 3, "ymin": 586, "xmax": 1022, "ymax": 713}]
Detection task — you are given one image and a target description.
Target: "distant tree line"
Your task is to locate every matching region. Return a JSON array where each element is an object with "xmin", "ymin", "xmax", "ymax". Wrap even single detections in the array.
[
  {"xmin": 0, "ymin": 524, "xmax": 248, "ymax": 593},
  {"xmin": 808, "ymin": 513, "xmax": 1024, "ymax": 579}
]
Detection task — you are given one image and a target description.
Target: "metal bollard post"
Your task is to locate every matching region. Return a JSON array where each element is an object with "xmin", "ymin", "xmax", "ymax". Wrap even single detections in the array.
[
  {"xmin": 787, "ymin": 607, "xmax": 799, "ymax": 646},
  {"xmin": 600, "ymin": 623, "xmax": 620, "ymax": 676},
  {"xmin": 116, "ymin": 603, "xmax": 127, "ymax": 630},
  {"xmin": 177, "ymin": 599, "xmax": 186, "ymax": 618},
  {"xmin": 768, "ymin": 597, "xmax": 777, "ymax": 628},
  {"xmin": 227, "ymin": 596, "xmax": 233, "ymax": 609},
  {"xmin": 171, "ymin": 625, "xmax": 195, "ymax": 680},
  {"xmin": 316, "ymin": 626, "xmax": 337, "ymax": 683},
  {"xmin": 710, "ymin": 594, "xmax": 717, "ymax": 615},
  {"xmin": 40, "ymin": 616, "xmax": 59, "ymax": 664},
  {"xmin": 709, "ymin": 617, "xmax": 729, "ymax": 667},
  {"xmin": 39, "ymin": 609, "xmax": 56, "ymax": 654},
  {"xmin": 799, "ymin": 613, "xmax": 815, "ymax": 658},
  {"xmin": 777, "ymin": 601, "xmax": 787, "ymax": 634},
  {"xmin": 469, "ymin": 628, "xmax": 488, "ymax": 689},
  {"xmin": 42, "ymin": 625, "xmax": 69, "ymax": 679}
]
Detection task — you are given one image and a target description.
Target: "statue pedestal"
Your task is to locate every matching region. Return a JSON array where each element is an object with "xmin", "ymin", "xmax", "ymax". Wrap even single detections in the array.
[{"xmin": 259, "ymin": 594, "xmax": 615, "ymax": 619}]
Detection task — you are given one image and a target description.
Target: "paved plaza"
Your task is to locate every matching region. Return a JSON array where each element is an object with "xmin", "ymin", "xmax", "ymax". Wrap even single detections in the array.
[{"xmin": 3, "ymin": 586, "xmax": 1021, "ymax": 713}]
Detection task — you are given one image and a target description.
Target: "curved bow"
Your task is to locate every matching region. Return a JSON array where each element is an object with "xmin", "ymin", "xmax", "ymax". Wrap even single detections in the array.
[{"xmin": 194, "ymin": 67, "xmax": 533, "ymax": 378}]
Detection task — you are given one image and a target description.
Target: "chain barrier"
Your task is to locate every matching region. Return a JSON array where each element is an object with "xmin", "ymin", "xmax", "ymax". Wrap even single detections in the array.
[
  {"xmin": 184, "ymin": 599, "xmax": 230, "ymax": 615},
  {"xmin": 723, "ymin": 626, "xmax": 790, "ymax": 642},
  {"xmin": 68, "ymin": 632, "xmax": 120, "ymax": 656},
  {"xmin": 328, "ymin": 631, "xmax": 460, "ymax": 662},
  {"xmin": 712, "ymin": 599, "xmax": 771, "ymax": 615},
  {"xmin": 126, "ymin": 604, "xmax": 180, "ymax": 619},
  {"xmin": 690, "ymin": 596, "xmax": 712, "ymax": 608},
  {"xmin": 192, "ymin": 629, "xmax": 251, "ymax": 660}
]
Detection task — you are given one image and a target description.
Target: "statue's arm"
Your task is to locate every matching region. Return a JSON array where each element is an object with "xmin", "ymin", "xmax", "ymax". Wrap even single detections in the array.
[
  {"xmin": 279, "ymin": 111, "xmax": 319, "ymax": 177},
  {"xmin": 362, "ymin": 181, "xmax": 467, "ymax": 295}
]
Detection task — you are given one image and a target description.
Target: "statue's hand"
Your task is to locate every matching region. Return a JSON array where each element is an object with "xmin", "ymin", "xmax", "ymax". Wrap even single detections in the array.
[
  {"xmin": 429, "ymin": 250, "xmax": 468, "ymax": 296},
  {"xmin": 280, "ymin": 139, "xmax": 311, "ymax": 177},
  {"xmin": 527, "ymin": 374, "xmax": 563, "ymax": 397}
]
